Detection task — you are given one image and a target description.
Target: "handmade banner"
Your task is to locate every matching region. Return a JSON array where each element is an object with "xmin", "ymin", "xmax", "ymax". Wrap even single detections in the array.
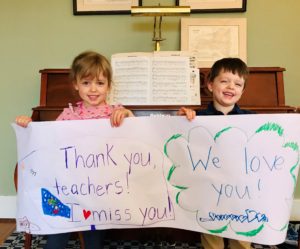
[{"xmin": 13, "ymin": 114, "xmax": 300, "ymax": 245}]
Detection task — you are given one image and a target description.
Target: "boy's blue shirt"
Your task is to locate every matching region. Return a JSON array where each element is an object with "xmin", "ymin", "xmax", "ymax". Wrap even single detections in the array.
[{"xmin": 196, "ymin": 102, "xmax": 255, "ymax": 116}]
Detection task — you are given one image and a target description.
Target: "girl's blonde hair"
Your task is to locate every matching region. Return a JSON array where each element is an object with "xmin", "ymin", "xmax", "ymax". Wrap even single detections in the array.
[{"xmin": 70, "ymin": 51, "xmax": 112, "ymax": 88}]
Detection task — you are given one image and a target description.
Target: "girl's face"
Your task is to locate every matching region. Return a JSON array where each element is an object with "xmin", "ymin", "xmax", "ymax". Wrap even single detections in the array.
[
  {"xmin": 74, "ymin": 72, "xmax": 109, "ymax": 107},
  {"xmin": 208, "ymin": 70, "xmax": 245, "ymax": 112}
]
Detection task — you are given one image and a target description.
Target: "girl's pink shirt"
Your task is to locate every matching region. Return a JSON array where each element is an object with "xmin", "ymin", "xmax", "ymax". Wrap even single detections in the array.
[{"xmin": 56, "ymin": 101, "xmax": 123, "ymax": 121}]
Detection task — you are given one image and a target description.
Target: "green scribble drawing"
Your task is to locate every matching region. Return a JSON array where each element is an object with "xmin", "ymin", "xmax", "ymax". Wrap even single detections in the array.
[
  {"xmin": 164, "ymin": 134, "xmax": 183, "ymax": 181},
  {"xmin": 167, "ymin": 164, "xmax": 176, "ymax": 181},
  {"xmin": 214, "ymin": 127, "xmax": 232, "ymax": 141},
  {"xmin": 280, "ymin": 223, "xmax": 288, "ymax": 231},
  {"xmin": 164, "ymin": 121, "xmax": 299, "ymax": 238},
  {"xmin": 208, "ymin": 224, "xmax": 229, "ymax": 234},
  {"xmin": 284, "ymin": 142, "xmax": 299, "ymax": 151},
  {"xmin": 47, "ymin": 198, "xmax": 57, "ymax": 206},
  {"xmin": 164, "ymin": 134, "xmax": 182, "ymax": 157},
  {"xmin": 175, "ymin": 186, "xmax": 188, "ymax": 204},
  {"xmin": 174, "ymin": 185, "xmax": 188, "ymax": 190},
  {"xmin": 236, "ymin": 224, "xmax": 264, "ymax": 237},
  {"xmin": 255, "ymin": 122, "xmax": 284, "ymax": 136},
  {"xmin": 175, "ymin": 192, "xmax": 181, "ymax": 204},
  {"xmin": 283, "ymin": 142, "xmax": 300, "ymax": 187},
  {"xmin": 164, "ymin": 134, "xmax": 189, "ymax": 203},
  {"xmin": 290, "ymin": 155, "xmax": 300, "ymax": 187}
]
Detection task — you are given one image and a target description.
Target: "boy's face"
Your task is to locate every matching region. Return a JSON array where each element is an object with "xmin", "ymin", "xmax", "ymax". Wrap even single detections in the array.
[
  {"xmin": 208, "ymin": 69, "xmax": 245, "ymax": 111},
  {"xmin": 74, "ymin": 72, "xmax": 110, "ymax": 107}
]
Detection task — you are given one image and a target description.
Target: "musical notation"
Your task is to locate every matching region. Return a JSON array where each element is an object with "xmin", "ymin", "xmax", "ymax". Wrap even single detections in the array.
[{"xmin": 110, "ymin": 51, "xmax": 201, "ymax": 106}]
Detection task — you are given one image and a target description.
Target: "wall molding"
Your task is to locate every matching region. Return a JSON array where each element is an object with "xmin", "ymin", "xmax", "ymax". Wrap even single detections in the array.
[{"xmin": 1, "ymin": 196, "xmax": 300, "ymax": 221}]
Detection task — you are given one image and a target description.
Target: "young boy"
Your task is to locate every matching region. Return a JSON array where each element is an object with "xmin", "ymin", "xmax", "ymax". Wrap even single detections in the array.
[{"xmin": 178, "ymin": 57, "xmax": 253, "ymax": 249}]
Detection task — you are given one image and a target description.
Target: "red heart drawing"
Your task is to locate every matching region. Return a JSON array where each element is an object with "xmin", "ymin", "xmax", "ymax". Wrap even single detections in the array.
[{"xmin": 83, "ymin": 209, "xmax": 91, "ymax": 220}]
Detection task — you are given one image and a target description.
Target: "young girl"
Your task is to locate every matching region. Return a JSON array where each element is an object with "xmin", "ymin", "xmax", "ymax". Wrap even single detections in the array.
[{"xmin": 15, "ymin": 51, "xmax": 134, "ymax": 249}]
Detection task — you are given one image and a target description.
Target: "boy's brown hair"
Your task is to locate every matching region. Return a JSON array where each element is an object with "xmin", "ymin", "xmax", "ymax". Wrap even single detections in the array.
[
  {"xmin": 208, "ymin": 58, "xmax": 249, "ymax": 88},
  {"xmin": 70, "ymin": 51, "xmax": 112, "ymax": 88}
]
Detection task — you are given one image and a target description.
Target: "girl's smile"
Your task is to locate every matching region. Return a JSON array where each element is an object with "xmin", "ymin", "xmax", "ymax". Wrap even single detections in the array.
[{"xmin": 74, "ymin": 72, "xmax": 109, "ymax": 107}]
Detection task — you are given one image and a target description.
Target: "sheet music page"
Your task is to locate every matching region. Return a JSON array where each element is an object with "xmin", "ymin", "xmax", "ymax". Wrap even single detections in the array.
[
  {"xmin": 110, "ymin": 51, "xmax": 200, "ymax": 105},
  {"xmin": 110, "ymin": 53, "xmax": 151, "ymax": 104}
]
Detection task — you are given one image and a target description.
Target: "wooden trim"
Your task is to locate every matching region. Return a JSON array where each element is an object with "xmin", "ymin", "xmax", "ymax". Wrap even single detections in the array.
[
  {"xmin": 39, "ymin": 72, "xmax": 47, "ymax": 106},
  {"xmin": 276, "ymin": 70, "xmax": 286, "ymax": 106},
  {"xmin": 0, "ymin": 218, "xmax": 15, "ymax": 222}
]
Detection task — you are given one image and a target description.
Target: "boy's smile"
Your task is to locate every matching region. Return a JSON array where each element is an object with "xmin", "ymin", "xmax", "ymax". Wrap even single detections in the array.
[{"xmin": 208, "ymin": 70, "xmax": 245, "ymax": 114}]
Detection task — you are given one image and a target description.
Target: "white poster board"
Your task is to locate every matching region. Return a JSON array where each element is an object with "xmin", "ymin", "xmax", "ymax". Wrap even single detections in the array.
[{"xmin": 13, "ymin": 114, "xmax": 300, "ymax": 245}]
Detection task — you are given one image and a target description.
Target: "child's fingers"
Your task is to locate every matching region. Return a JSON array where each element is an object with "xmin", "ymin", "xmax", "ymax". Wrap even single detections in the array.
[
  {"xmin": 176, "ymin": 107, "xmax": 186, "ymax": 116},
  {"xmin": 15, "ymin": 116, "xmax": 32, "ymax": 127},
  {"xmin": 187, "ymin": 109, "xmax": 196, "ymax": 121},
  {"xmin": 177, "ymin": 107, "xmax": 196, "ymax": 121},
  {"xmin": 111, "ymin": 108, "xmax": 134, "ymax": 127},
  {"xmin": 110, "ymin": 109, "xmax": 125, "ymax": 127}
]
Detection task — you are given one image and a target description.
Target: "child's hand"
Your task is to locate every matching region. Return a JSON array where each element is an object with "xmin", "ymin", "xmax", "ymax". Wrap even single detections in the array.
[
  {"xmin": 177, "ymin": 107, "xmax": 196, "ymax": 121},
  {"xmin": 15, "ymin": 115, "xmax": 32, "ymax": 127},
  {"xmin": 110, "ymin": 108, "xmax": 134, "ymax": 127}
]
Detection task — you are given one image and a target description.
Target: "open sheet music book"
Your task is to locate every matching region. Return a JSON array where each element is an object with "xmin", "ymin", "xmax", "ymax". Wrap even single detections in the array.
[{"xmin": 109, "ymin": 51, "xmax": 201, "ymax": 105}]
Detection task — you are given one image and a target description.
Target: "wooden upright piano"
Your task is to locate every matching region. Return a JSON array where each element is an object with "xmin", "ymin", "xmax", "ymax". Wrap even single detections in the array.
[
  {"xmin": 18, "ymin": 67, "xmax": 297, "ymax": 246},
  {"xmin": 33, "ymin": 67, "xmax": 295, "ymax": 121}
]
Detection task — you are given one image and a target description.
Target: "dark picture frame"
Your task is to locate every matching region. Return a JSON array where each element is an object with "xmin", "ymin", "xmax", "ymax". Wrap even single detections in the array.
[
  {"xmin": 176, "ymin": 0, "xmax": 247, "ymax": 13},
  {"xmin": 73, "ymin": 0, "xmax": 142, "ymax": 15}
]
